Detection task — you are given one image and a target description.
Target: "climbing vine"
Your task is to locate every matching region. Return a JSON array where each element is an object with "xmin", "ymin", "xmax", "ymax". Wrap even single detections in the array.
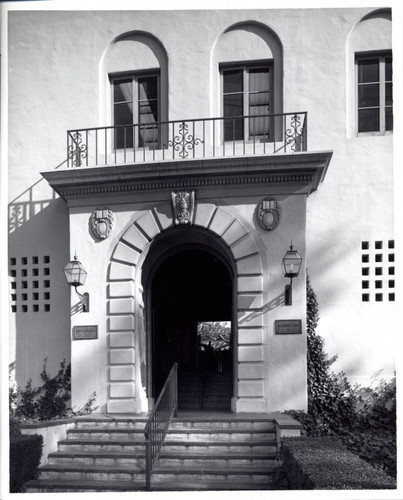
[{"xmin": 10, "ymin": 358, "xmax": 97, "ymax": 432}]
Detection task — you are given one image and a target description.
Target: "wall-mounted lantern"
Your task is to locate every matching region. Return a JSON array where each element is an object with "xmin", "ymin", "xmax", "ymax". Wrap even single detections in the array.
[
  {"xmin": 64, "ymin": 254, "xmax": 89, "ymax": 312},
  {"xmin": 282, "ymin": 243, "xmax": 302, "ymax": 306}
]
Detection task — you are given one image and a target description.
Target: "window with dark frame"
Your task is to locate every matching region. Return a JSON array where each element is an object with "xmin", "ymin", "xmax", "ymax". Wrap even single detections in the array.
[
  {"xmin": 357, "ymin": 52, "xmax": 393, "ymax": 133},
  {"xmin": 222, "ymin": 63, "xmax": 272, "ymax": 142},
  {"xmin": 112, "ymin": 72, "xmax": 160, "ymax": 150}
]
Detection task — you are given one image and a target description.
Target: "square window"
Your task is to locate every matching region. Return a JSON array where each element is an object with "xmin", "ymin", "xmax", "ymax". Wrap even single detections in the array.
[
  {"xmin": 11, "ymin": 305, "xmax": 17, "ymax": 313},
  {"xmin": 375, "ymin": 268, "xmax": 383, "ymax": 276},
  {"xmin": 44, "ymin": 256, "xmax": 50, "ymax": 264},
  {"xmin": 10, "ymin": 270, "xmax": 17, "ymax": 277},
  {"xmin": 389, "ymin": 267, "xmax": 395, "ymax": 275},
  {"xmin": 44, "ymin": 304, "xmax": 50, "ymax": 312},
  {"xmin": 22, "ymin": 281, "xmax": 28, "ymax": 289},
  {"xmin": 375, "ymin": 281, "xmax": 383, "ymax": 289},
  {"xmin": 44, "ymin": 268, "xmax": 50, "ymax": 276},
  {"xmin": 362, "ymin": 267, "xmax": 369, "ymax": 276},
  {"xmin": 33, "ymin": 256, "xmax": 39, "ymax": 264},
  {"xmin": 388, "ymin": 240, "xmax": 395, "ymax": 249},
  {"xmin": 389, "ymin": 293, "xmax": 395, "ymax": 301},
  {"xmin": 375, "ymin": 293, "xmax": 383, "ymax": 302},
  {"xmin": 10, "ymin": 258, "xmax": 16, "ymax": 266},
  {"xmin": 22, "ymin": 269, "xmax": 28, "ymax": 277},
  {"xmin": 375, "ymin": 254, "xmax": 382, "ymax": 262},
  {"xmin": 389, "ymin": 280, "xmax": 395, "ymax": 288},
  {"xmin": 22, "ymin": 305, "xmax": 28, "ymax": 312},
  {"xmin": 11, "ymin": 282, "xmax": 17, "ymax": 290},
  {"xmin": 375, "ymin": 241, "xmax": 383, "ymax": 249},
  {"xmin": 33, "ymin": 268, "xmax": 39, "ymax": 276},
  {"xmin": 33, "ymin": 292, "xmax": 39, "ymax": 300},
  {"xmin": 361, "ymin": 241, "xmax": 369, "ymax": 250},
  {"xmin": 389, "ymin": 254, "xmax": 395, "ymax": 262},
  {"xmin": 22, "ymin": 293, "xmax": 28, "ymax": 301},
  {"xmin": 44, "ymin": 292, "xmax": 50, "ymax": 300},
  {"xmin": 33, "ymin": 304, "xmax": 39, "ymax": 312},
  {"xmin": 362, "ymin": 281, "xmax": 369, "ymax": 289},
  {"xmin": 33, "ymin": 281, "xmax": 39, "ymax": 288},
  {"xmin": 362, "ymin": 255, "xmax": 369, "ymax": 263},
  {"xmin": 362, "ymin": 293, "xmax": 370, "ymax": 302},
  {"xmin": 44, "ymin": 280, "xmax": 50, "ymax": 288},
  {"xmin": 11, "ymin": 294, "xmax": 17, "ymax": 301},
  {"xmin": 21, "ymin": 257, "xmax": 27, "ymax": 265}
]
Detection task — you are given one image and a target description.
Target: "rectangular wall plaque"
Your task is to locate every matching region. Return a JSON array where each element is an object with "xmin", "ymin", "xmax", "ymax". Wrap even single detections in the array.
[
  {"xmin": 275, "ymin": 320, "xmax": 302, "ymax": 335},
  {"xmin": 73, "ymin": 325, "xmax": 98, "ymax": 340}
]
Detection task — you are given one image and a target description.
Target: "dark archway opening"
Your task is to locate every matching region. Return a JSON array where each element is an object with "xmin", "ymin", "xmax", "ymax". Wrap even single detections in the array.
[{"xmin": 151, "ymin": 249, "xmax": 233, "ymax": 411}]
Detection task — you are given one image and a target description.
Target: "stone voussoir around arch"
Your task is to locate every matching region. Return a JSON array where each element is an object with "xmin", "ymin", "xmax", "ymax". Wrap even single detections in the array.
[{"xmin": 106, "ymin": 202, "xmax": 266, "ymax": 414}]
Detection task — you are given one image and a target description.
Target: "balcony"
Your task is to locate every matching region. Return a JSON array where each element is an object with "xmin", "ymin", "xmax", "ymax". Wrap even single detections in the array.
[{"xmin": 67, "ymin": 112, "xmax": 307, "ymax": 168}]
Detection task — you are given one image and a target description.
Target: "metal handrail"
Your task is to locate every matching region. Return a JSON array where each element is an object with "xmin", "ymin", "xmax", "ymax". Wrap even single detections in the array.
[
  {"xmin": 66, "ymin": 112, "xmax": 308, "ymax": 168},
  {"xmin": 144, "ymin": 362, "xmax": 178, "ymax": 491}
]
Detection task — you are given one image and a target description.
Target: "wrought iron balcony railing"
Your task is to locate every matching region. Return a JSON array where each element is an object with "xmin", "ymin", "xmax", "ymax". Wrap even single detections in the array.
[{"xmin": 67, "ymin": 112, "xmax": 307, "ymax": 168}]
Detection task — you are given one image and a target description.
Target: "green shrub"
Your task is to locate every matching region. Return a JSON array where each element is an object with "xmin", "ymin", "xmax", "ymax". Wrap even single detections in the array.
[
  {"xmin": 9, "ymin": 434, "xmax": 43, "ymax": 493},
  {"xmin": 280, "ymin": 437, "xmax": 396, "ymax": 490},
  {"xmin": 9, "ymin": 375, "xmax": 20, "ymax": 436}
]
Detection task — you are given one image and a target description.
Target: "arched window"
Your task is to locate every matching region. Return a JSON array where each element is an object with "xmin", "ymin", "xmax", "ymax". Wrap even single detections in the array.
[
  {"xmin": 347, "ymin": 10, "xmax": 392, "ymax": 135},
  {"xmin": 211, "ymin": 22, "xmax": 283, "ymax": 143},
  {"xmin": 103, "ymin": 32, "xmax": 168, "ymax": 149}
]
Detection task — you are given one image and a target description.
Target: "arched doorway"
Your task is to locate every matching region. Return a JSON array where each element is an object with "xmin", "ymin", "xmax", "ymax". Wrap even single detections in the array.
[{"xmin": 142, "ymin": 228, "xmax": 235, "ymax": 411}]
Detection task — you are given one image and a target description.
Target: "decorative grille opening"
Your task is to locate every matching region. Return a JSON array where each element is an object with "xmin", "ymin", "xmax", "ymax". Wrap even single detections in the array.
[
  {"xmin": 9, "ymin": 256, "xmax": 51, "ymax": 313},
  {"xmin": 361, "ymin": 240, "xmax": 395, "ymax": 302}
]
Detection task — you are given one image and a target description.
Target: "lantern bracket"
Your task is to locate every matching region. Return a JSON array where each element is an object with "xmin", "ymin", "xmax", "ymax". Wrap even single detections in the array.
[
  {"xmin": 64, "ymin": 253, "xmax": 89, "ymax": 313},
  {"xmin": 75, "ymin": 289, "xmax": 89, "ymax": 313},
  {"xmin": 282, "ymin": 243, "xmax": 302, "ymax": 306}
]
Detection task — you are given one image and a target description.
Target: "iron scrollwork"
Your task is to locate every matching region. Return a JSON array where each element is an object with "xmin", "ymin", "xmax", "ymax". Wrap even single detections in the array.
[
  {"xmin": 285, "ymin": 114, "xmax": 306, "ymax": 152},
  {"xmin": 68, "ymin": 131, "xmax": 87, "ymax": 167},
  {"xmin": 168, "ymin": 122, "xmax": 204, "ymax": 159}
]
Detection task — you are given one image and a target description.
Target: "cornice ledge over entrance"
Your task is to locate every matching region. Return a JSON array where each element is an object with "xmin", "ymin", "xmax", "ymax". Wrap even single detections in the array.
[{"xmin": 41, "ymin": 151, "xmax": 333, "ymax": 201}]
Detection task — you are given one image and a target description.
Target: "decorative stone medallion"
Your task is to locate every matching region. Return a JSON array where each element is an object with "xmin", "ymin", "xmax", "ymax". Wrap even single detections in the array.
[
  {"xmin": 171, "ymin": 191, "xmax": 195, "ymax": 225},
  {"xmin": 257, "ymin": 198, "xmax": 281, "ymax": 231},
  {"xmin": 90, "ymin": 207, "xmax": 115, "ymax": 240}
]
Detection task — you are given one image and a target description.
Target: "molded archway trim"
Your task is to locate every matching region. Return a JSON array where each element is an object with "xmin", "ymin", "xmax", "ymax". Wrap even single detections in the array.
[{"xmin": 106, "ymin": 201, "xmax": 266, "ymax": 413}]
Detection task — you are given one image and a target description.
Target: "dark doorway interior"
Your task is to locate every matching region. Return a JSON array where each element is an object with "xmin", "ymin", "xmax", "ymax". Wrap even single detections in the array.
[{"xmin": 151, "ymin": 249, "xmax": 233, "ymax": 410}]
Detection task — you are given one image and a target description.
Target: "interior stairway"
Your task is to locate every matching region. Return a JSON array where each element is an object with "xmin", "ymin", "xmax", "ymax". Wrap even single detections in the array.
[
  {"xmin": 178, "ymin": 372, "xmax": 203, "ymax": 410},
  {"xmin": 202, "ymin": 371, "xmax": 233, "ymax": 410},
  {"xmin": 23, "ymin": 414, "xmax": 281, "ymax": 492},
  {"xmin": 178, "ymin": 371, "xmax": 232, "ymax": 411}
]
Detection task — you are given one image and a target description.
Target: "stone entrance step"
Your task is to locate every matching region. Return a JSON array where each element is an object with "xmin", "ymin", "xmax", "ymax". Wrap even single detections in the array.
[
  {"xmin": 23, "ymin": 413, "xmax": 283, "ymax": 492},
  {"xmin": 152, "ymin": 464, "xmax": 278, "ymax": 484},
  {"xmin": 24, "ymin": 478, "xmax": 278, "ymax": 492}
]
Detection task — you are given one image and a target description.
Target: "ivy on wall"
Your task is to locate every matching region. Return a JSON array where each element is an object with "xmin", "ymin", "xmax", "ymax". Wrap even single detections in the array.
[{"xmin": 286, "ymin": 278, "xmax": 396, "ymax": 478}]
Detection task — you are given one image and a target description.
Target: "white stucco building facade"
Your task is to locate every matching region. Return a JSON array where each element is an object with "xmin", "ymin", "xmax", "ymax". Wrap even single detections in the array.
[{"xmin": 7, "ymin": 6, "xmax": 395, "ymax": 414}]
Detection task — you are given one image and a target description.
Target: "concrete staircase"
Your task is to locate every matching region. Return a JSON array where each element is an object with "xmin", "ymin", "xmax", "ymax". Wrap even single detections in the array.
[{"xmin": 23, "ymin": 414, "xmax": 281, "ymax": 492}]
